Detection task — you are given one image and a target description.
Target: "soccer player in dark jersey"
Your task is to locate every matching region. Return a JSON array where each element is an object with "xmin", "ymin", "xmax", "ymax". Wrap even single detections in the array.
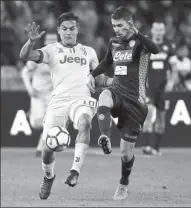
[
  {"xmin": 142, "ymin": 22, "xmax": 175, "ymax": 156},
  {"xmin": 87, "ymin": 6, "xmax": 159, "ymax": 200}
]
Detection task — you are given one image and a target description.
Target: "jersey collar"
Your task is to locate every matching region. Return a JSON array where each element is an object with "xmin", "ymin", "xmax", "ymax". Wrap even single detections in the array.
[{"xmin": 59, "ymin": 41, "xmax": 78, "ymax": 48}]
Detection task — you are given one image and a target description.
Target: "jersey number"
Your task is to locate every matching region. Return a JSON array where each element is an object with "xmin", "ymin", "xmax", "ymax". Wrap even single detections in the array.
[{"xmin": 84, "ymin": 100, "xmax": 97, "ymax": 108}]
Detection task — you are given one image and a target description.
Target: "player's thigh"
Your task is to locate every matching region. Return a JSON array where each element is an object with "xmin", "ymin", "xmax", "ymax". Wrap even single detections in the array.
[
  {"xmin": 119, "ymin": 101, "xmax": 148, "ymax": 143},
  {"xmin": 69, "ymin": 97, "xmax": 97, "ymax": 130},
  {"xmin": 98, "ymin": 89, "xmax": 114, "ymax": 108},
  {"xmin": 42, "ymin": 109, "xmax": 70, "ymax": 141},
  {"xmin": 30, "ymin": 97, "xmax": 46, "ymax": 128}
]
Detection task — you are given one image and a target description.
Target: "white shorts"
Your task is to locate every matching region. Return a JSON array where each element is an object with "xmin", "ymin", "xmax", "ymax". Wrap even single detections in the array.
[
  {"xmin": 42, "ymin": 97, "xmax": 97, "ymax": 141},
  {"xmin": 29, "ymin": 93, "xmax": 51, "ymax": 128}
]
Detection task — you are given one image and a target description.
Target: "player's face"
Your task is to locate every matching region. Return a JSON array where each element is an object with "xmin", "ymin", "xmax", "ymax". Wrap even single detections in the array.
[
  {"xmin": 57, "ymin": 20, "xmax": 79, "ymax": 45},
  {"xmin": 151, "ymin": 23, "xmax": 165, "ymax": 43},
  {"xmin": 111, "ymin": 18, "xmax": 131, "ymax": 40}
]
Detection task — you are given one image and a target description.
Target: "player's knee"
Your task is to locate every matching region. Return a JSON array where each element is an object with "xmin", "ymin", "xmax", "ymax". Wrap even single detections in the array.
[
  {"xmin": 120, "ymin": 139, "xmax": 135, "ymax": 162},
  {"xmin": 98, "ymin": 89, "xmax": 113, "ymax": 108},
  {"xmin": 77, "ymin": 114, "xmax": 91, "ymax": 132}
]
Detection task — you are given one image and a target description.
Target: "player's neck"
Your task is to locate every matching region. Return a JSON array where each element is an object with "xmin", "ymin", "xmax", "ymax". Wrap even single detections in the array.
[{"xmin": 60, "ymin": 41, "xmax": 78, "ymax": 48}]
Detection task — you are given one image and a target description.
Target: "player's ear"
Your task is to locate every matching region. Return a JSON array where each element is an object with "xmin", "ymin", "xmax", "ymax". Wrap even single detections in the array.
[
  {"xmin": 76, "ymin": 23, "xmax": 80, "ymax": 32},
  {"xmin": 57, "ymin": 27, "xmax": 60, "ymax": 35}
]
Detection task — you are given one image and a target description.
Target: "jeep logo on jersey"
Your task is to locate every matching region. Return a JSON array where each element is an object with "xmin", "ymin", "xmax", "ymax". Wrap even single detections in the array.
[
  {"xmin": 113, "ymin": 50, "xmax": 133, "ymax": 63},
  {"xmin": 60, "ymin": 56, "xmax": 87, "ymax": 65}
]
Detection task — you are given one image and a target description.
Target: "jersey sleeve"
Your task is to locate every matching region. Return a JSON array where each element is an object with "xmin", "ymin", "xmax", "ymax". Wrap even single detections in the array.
[
  {"xmin": 37, "ymin": 45, "xmax": 50, "ymax": 64},
  {"xmin": 89, "ymin": 47, "xmax": 99, "ymax": 70},
  {"xmin": 25, "ymin": 61, "xmax": 37, "ymax": 72}
]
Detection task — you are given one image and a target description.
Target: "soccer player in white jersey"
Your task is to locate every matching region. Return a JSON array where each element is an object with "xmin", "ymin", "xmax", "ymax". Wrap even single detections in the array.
[
  {"xmin": 21, "ymin": 60, "xmax": 52, "ymax": 157},
  {"xmin": 20, "ymin": 12, "xmax": 109, "ymax": 200}
]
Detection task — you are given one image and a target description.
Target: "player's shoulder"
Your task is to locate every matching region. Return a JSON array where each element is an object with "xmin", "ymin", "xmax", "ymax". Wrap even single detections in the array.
[
  {"xmin": 78, "ymin": 43, "xmax": 93, "ymax": 50},
  {"xmin": 41, "ymin": 42, "xmax": 59, "ymax": 50},
  {"xmin": 78, "ymin": 43, "xmax": 97, "ymax": 56}
]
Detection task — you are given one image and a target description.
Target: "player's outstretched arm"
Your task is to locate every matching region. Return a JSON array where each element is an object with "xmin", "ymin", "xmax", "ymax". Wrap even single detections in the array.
[
  {"xmin": 91, "ymin": 59, "xmax": 109, "ymax": 78},
  {"xmin": 20, "ymin": 22, "xmax": 46, "ymax": 62},
  {"xmin": 87, "ymin": 60, "xmax": 111, "ymax": 93},
  {"xmin": 128, "ymin": 20, "xmax": 159, "ymax": 54}
]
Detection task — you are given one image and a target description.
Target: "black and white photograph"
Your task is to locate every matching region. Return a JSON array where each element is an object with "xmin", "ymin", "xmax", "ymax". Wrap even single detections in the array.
[{"xmin": 1, "ymin": 0, "xmax": 191, "ymax": 207}]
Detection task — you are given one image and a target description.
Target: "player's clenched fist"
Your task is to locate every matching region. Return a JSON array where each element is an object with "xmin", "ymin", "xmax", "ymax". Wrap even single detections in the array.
[
  {"xmin": 87, "ymin": 74, "xmax": 96, "ymax": 93},
  {"xmin": 25, "ymin": 22, "xmax": 46, "ymax": 41}
]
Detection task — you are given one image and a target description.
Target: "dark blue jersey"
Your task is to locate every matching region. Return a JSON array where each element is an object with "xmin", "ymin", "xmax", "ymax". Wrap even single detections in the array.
[
  {"xmin": 91, "ymin": 32, "xmax": 159, "ymax": 104},
  {"xmin": 147, "ymin": 39, "xmax": 175, "ymax": 90}
]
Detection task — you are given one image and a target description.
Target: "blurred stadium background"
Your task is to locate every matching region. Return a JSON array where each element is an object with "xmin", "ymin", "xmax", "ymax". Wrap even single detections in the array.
[
  {"xmin": 1, "ymin": 0, "xmax": 191, "ymax": 207},
  {"xmin": 1, "ymin": 0, "xmax": 191, "ymax": 147}
]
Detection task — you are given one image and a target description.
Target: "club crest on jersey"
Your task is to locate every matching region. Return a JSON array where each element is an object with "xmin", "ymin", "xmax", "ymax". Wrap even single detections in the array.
[
  {"xmin": 80, "ymin": 47, "xmax": 87, "ymax": 56},
  {"xmin": 113, "ymin": 50, "xmax": 133, "ymax": 63},
  {"xmin": 129, "ymin": 40, "xmax": 136, "ymax": 48},
  {"xmin": 60, "ymin": 56, "xmax": 87, "ymax": 66}
]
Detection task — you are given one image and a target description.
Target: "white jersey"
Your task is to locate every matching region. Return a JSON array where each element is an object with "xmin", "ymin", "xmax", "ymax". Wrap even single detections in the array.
[
  {"xmin": 26, "ymin": 61, "xmax": 52, "ymax": 92},
  {"xmin": 38, "ymin": 42, "xmax": 99, "ymax": 107}
]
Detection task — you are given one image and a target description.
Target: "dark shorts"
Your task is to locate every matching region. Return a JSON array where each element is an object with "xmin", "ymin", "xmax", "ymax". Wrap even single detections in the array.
[{"xmin": 109, "ymin": 88, "xmax": 148, "ymax": 141}]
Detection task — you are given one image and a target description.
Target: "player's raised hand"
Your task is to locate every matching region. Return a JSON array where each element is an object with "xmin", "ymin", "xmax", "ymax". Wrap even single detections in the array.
[
  {"xmin": 87, "ymin": 74, "xmax": 96, "ymax": 93},
  {"xmin": 25, "ymin": 22, "xmax": 46, "ymax": 41},
  {"xmin": 128, "ymin": 20, "xmax": 139, "ymax": 35}
]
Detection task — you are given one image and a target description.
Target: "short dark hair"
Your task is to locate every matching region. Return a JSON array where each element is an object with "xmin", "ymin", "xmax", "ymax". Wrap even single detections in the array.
[
  {"xmin": 58, "ymin": 12, "xmax": 80, "ymax": 26},
  {"xmin": 111, "ymin": 6, "xmax": 132, "ymax": 21}
]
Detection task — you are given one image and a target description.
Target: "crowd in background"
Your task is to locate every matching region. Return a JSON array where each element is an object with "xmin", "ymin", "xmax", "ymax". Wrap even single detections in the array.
[{"xmin": 1, "ymin": 0, "xmax": 191, "ymax": 91}]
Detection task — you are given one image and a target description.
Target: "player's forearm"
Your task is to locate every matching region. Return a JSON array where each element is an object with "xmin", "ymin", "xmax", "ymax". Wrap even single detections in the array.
[
  {"xmin": 20, "ymin": 39, "xmax": 40, "ymax": 62},
  {"xmin": 137, "ymin": 32, "xmax": 159, "ymax": 54},
  {"xmin": 20, "ymin": 39, "xmax": 35, "ymax": 60},
  {"xmin": 91, "ymin": 59, "xmax": 110, "ymax": 77}
]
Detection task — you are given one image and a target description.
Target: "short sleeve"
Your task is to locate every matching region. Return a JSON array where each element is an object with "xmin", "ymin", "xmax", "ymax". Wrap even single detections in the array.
[
  {"xmin": 37, "ymin": 45, "xmax": 50, "ymax": 64},
  {"xmin": 26, "ymin": 61, "xmax": 37, "ymax": 72},
  {"xmin": 89, "ymin": 47, "xmax": 99, "ymax": 70}
]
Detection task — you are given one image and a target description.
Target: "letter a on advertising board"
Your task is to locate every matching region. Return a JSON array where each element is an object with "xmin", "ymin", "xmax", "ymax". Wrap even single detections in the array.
[
  {"xmin": 10, "ymin": 110, "xmax": 32, "ymax": 135},
  {"xmin": 170, "ymin": 100, "xmax": 191, "ymax": 125}
]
